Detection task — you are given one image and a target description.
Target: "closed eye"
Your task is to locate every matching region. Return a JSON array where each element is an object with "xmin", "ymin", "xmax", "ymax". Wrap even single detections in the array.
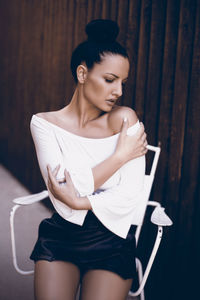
[{"xmin": 105, "ymin": 79, "xmax": 114, "ymax": 83}]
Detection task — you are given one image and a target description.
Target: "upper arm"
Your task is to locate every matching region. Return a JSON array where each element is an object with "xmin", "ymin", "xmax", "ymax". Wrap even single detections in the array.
[
  {"xmin": 30, "ymin": 118, "xmax": 65, "ymax": 183},
  {"xmin": 30, "ymin": 116, "xmax": 94, "ymax": 196},
  {"xmin": 107, "ymin": 106, "xmax": 138, "ymax": 134}
]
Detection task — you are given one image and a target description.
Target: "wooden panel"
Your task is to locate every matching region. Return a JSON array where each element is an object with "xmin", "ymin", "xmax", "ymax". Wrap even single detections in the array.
[
  {"xmin": 156, "ymin": 0, "xmax": 180, "ymax": 206},
  {"xmin": 147, "ymin": 2, "xmax": 181, "ymax": 297},
  {"xmin": 172, "ymin": 0, "xmax": 200, "ymax": 297},
  {"xmin": 123, "ymin": 0, "xmax": 142, "ymax": 108},
  {"xmin": 144, "ymin": 0, "xmax": 167, "ymax": 145},
  {"xmin": 134, "ymin": 0, "xmax": 152, "ymax": 120},
  {"xmin": 0, "ymin": 1, "xmax": 199, "ymax": 299}
]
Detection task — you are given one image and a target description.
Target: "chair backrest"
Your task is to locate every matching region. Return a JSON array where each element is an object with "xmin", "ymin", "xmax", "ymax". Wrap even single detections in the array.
[{"xmin": 135, "ymin": 145, "xmax": 161, "ymax": 244}]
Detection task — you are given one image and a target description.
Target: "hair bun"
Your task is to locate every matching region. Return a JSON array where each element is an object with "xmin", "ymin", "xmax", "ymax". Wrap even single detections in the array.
[{"xmin": 85, "ymin": 19, "xmax": 119, "ymax": 43}]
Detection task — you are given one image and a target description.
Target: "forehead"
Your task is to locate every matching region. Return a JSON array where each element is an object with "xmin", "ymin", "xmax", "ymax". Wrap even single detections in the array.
[{"xmin": 91, "ymin": 54, "xmax": 129, "ymax": 78}]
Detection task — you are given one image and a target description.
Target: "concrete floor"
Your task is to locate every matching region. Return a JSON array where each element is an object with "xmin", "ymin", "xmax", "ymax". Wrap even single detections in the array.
[
  {"xmin": 0, "ymin": 165, "xmax": 139, "ymax": 300},
  {"xmin": 0, "ymin": 165, "xmax": 52, "ymax": 300}
]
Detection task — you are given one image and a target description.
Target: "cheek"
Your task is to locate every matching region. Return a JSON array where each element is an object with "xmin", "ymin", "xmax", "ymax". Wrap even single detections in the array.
[{"xmin": 84, "ymin": 78, "xmax": 106, "ymax": 99}]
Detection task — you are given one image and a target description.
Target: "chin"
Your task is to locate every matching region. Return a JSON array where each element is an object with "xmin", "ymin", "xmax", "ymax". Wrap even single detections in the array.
[{"xmin": 101, "ymin": 106, "xmax": 114, "ymax": 113}]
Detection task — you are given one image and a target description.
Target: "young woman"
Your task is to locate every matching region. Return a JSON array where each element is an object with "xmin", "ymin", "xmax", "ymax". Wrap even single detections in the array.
[{"xmin": 30, "ymin": 19, "xmax": 148, "ymax": 300}]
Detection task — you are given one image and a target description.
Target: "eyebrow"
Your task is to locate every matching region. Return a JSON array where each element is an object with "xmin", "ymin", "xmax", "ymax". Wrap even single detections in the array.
[{"xmin": 105, "ymin": 73, "xmax": 128, "ymax": 80}]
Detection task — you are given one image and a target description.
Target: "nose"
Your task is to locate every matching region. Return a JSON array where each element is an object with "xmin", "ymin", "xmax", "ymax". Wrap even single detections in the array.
[{"xmin": 112, "ymin": 82, "xmax": 122, "ymax": 98}]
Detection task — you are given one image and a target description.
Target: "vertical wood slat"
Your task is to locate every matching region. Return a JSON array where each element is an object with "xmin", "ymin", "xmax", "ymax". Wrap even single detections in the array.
[
  {"xmin": 134, "ymin": 0, "xmax": 152, "ymax": 120},
  {"xmin": 73, "ymin": 0, "xmax": 88, "ymax": 47},
  {"xmin": 156, "ymin": 0, "xmax": 180, "ymax": 205},
  {"xmin": 186, "ymin": 0, "xmax": 200, "ymax": 246},
  {"xmin": 123, "ymin": 0, "xmax": 142, "ymax": 108},
  {"xmin": 93, "ymin": 0, "xmax": 103, "ymax": 19},
  {"xmin": 158, "ymin": 1, "xmax": 198, "ymax": 299},
  {"xmin": 167, "ymin": 0, "xmax": 197, "ymax": 231},
  {"xmin": 172, "ymin": 1, "xmax": 200, "ymax": 297},
  {"xmin": 110, "ymin": 0, "xmax": 119, "ymax": 20},
  {"xmin": 116, "ymin": 0, "xmax": 129, "ymax": 45},
  {"xmin": 64, "ymin": 0, "xmax": 77, "ymax": 100},
  {"xmin": 144, "ymin": 0, "xmax": 167, "ymax": 145},
  {"xmin": 168, "ymin": 0, "xmax": 197, "ymax": 184},
  {"xmin": 148, "ymin": 3, "xmax": 181, "ymax": 296},
  {"xmin": 0, "ymin": 1, "xmax": 20, "ymax": 139},
  {"xmin": 101, "ymin": 0, "xmax": 111, "ymax": 19},
  {"xmin": 0, "ymin": 1, "xmax": 199, "ymax": 300},
  {"xmin": 86, "ymin": 0, "xmax": 94, "ymax": 22}
]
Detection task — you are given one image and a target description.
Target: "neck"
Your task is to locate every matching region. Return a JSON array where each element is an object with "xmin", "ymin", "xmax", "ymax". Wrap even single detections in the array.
[{"xmin": 64, "ymin": 86, "xmax": 102, "ymax": 128}]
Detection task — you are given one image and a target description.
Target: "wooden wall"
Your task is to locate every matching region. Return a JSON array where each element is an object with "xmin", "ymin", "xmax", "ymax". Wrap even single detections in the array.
[{"xmin": 0, "ymin": 1, "xmax": 199, "ymax": 299}]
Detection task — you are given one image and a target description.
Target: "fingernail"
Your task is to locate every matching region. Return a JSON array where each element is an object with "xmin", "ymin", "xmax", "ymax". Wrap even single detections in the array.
[{"xmin": 123, "ymin": 117, "xmax": 127, "ymax": 122}]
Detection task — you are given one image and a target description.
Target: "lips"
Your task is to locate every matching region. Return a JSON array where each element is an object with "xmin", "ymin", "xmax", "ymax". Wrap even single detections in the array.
[{"xmin": 106, "ymin": 99, "xmax": 116, "ymax": 105}]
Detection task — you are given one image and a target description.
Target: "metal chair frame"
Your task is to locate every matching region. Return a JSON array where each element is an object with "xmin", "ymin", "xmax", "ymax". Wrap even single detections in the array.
[{"xmin": 10, "ymin": 145, "xmax": 172, "ymax": 300}]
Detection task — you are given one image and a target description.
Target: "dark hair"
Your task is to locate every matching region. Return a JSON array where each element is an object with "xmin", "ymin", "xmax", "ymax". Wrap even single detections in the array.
[{"xmin": 70, "ymin": 19, "xmax": 128, "ymax": 82}]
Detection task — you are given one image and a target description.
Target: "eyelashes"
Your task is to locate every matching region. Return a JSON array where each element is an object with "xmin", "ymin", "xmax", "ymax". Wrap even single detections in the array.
[{"xmin": 105, "ymin": 79, "xmax": 126, "ymax": 86}]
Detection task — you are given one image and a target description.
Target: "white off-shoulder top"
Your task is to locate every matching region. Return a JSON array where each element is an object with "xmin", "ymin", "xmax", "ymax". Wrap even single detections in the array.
[{"xmin": 30, "ymin": 114, "xmax": 146, "ymax": 239}]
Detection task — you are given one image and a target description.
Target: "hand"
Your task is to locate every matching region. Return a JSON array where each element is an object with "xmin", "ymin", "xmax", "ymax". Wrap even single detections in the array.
[
  {"xmin": 47, "ymin": 164, "xmax": 79, "ymax": 209},
  {"xmin": 114, "ymin": 118, "xmax": 148, "ymax": 164}
]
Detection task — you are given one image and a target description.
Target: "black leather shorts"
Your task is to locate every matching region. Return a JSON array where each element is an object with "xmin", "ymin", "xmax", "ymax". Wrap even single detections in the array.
[{"xmin": 30, "ymin": 211, "xmax": 137, "ymax": 280}]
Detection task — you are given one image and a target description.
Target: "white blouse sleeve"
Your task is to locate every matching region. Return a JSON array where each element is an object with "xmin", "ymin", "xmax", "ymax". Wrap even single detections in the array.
[
  {"xmin": 87, "ymin": 123, "xmax": 146, "ymax": 239},
  {"xmin": 30, "ymin": 116, "xmax": 94, "ymax": 200}
]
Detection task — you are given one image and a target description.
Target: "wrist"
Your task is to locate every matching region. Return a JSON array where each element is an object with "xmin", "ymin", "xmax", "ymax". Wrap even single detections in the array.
[
  {"xmin": 59, "ymin": 193, "xmax": 79, "ymax": 210},
  {"xmin": 112, "ymin": 152, "xmax": 126, "ymax": 166},
  {"xmin": 70, "ymin": 196, "xmax": 80, "ymax": 210},
  {"xmin": 74, "ymin": 196, "xmax": 92, "ymax": 210}
]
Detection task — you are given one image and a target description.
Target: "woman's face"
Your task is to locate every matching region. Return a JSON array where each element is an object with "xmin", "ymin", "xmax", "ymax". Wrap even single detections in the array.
[{"xmin": 81, "ymin": 54, "xmax": 130, "ymax": 112}]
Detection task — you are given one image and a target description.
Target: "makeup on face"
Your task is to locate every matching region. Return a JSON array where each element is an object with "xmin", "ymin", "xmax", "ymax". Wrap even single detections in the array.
[{"xmin": 82, "ymin": 54, "xmax": 130, "ymax": 111}]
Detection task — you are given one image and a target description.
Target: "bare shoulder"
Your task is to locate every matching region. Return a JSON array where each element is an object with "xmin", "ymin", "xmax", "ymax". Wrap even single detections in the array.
[
  {"xmin": 35, "ymin": 111, "xmax": 59, "ymax": 122},
  {"xmin": 107, "ymin": 106, "xmax": 138, "ymax": 134}
]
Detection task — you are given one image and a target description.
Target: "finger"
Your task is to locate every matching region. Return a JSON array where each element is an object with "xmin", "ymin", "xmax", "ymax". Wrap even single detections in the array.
[
  {"xmin": 47, "ymin": 165, "xmax": 58, "ymax": 187},
  {"xmin": 52, "ymin": 164, "xmax": 60, "ymax": 177},
  {"xmin": 141, "ymin": 132, "xmax": 147, "ymax": 143},
  {"xmin": 47, "ymin": 165, "xmax": 53, "ymax": 185},
  {"xmin": 47, "ymin": 179, "xmax": 53, "ymax": 191},
  {"xmin": 64, "ymin": 169, "xmax": 75, "ymax": 187},
  {"xmin": 47, "ymin": 164, "xmax": 51, "ymax": 176},
  {"xmin": 143, "ymin": 146, "xmax": 148, "ymax": 155},
  {"xmin": 136, "ymin": 122, "xmax": 145, "ymax": 138},
  {"xmin": 46, "ymin": 166, "xmax": 54, "ymax": 191},
  {"xmin": 47, "ymin": 174, "xmax": 53, "ymax": 191},
  {"xmin": 143, "ymin": 140, "xmax": 148, "ymax": 147},
  {"xmin": 64, "ymin": 169, "xmax": 71, "ymax": 182},
  {"xmin": 144, "ymin": 148, "xmax": 148, "ymax": 155},
  {"xmin": 120, "ymin": 117, "xmax": 129, "ymax": 136}
]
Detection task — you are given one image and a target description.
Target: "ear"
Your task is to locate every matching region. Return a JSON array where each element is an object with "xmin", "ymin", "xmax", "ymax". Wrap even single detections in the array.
[{"xmin": 76, "ymin": 64, "xmax": 88, "ymax": 84}]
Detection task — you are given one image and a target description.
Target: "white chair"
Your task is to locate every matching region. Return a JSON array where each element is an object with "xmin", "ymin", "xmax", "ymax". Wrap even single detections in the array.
[{"xmin": 10, "ymin": 145, "xmax": 172, "ymax": 300}]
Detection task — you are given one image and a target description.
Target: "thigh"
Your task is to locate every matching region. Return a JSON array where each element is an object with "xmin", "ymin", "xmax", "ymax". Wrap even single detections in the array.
[
  {"xmin": 80, "ymin": 269, "xmax": 133, "ymax": 300},
  {"xmin": 34, "ymin": 260, "xmax": 80, "ymax": 300}
]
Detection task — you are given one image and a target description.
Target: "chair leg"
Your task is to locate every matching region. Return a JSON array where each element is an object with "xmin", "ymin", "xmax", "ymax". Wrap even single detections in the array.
[
  {"xmin": 10, "ymin": 204, "xmax": 34, "ymax": 275},
  {"xmin": 136, "ymin": 259, "xmax": 145, "ymax": 300},
  {"xmin": 128, "ymin": 258, "xmax": 145, "ymax": 300},
  {"xmin": 140, "ymin": 288, "xmax": 145, "ymax": 300}
]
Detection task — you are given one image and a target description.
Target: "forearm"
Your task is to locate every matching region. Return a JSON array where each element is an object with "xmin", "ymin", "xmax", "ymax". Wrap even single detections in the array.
[
  {"xmin": 75, "ymin": 196, "xmax": 92, "ymax": 210},
  {"xmin": 92, "ymin": 119, "xmax": 146, "ymax": 191},
  {"xmin": 92, "ymin": 153, "xmax": 124, "ymax": 191},
  {"xmin": 75, "ymin": 155, "xmax": 146, "ymax": 211},
  {"xmin": 57, "ymin": 192, "xmax": 91, "ymax": 210}
]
